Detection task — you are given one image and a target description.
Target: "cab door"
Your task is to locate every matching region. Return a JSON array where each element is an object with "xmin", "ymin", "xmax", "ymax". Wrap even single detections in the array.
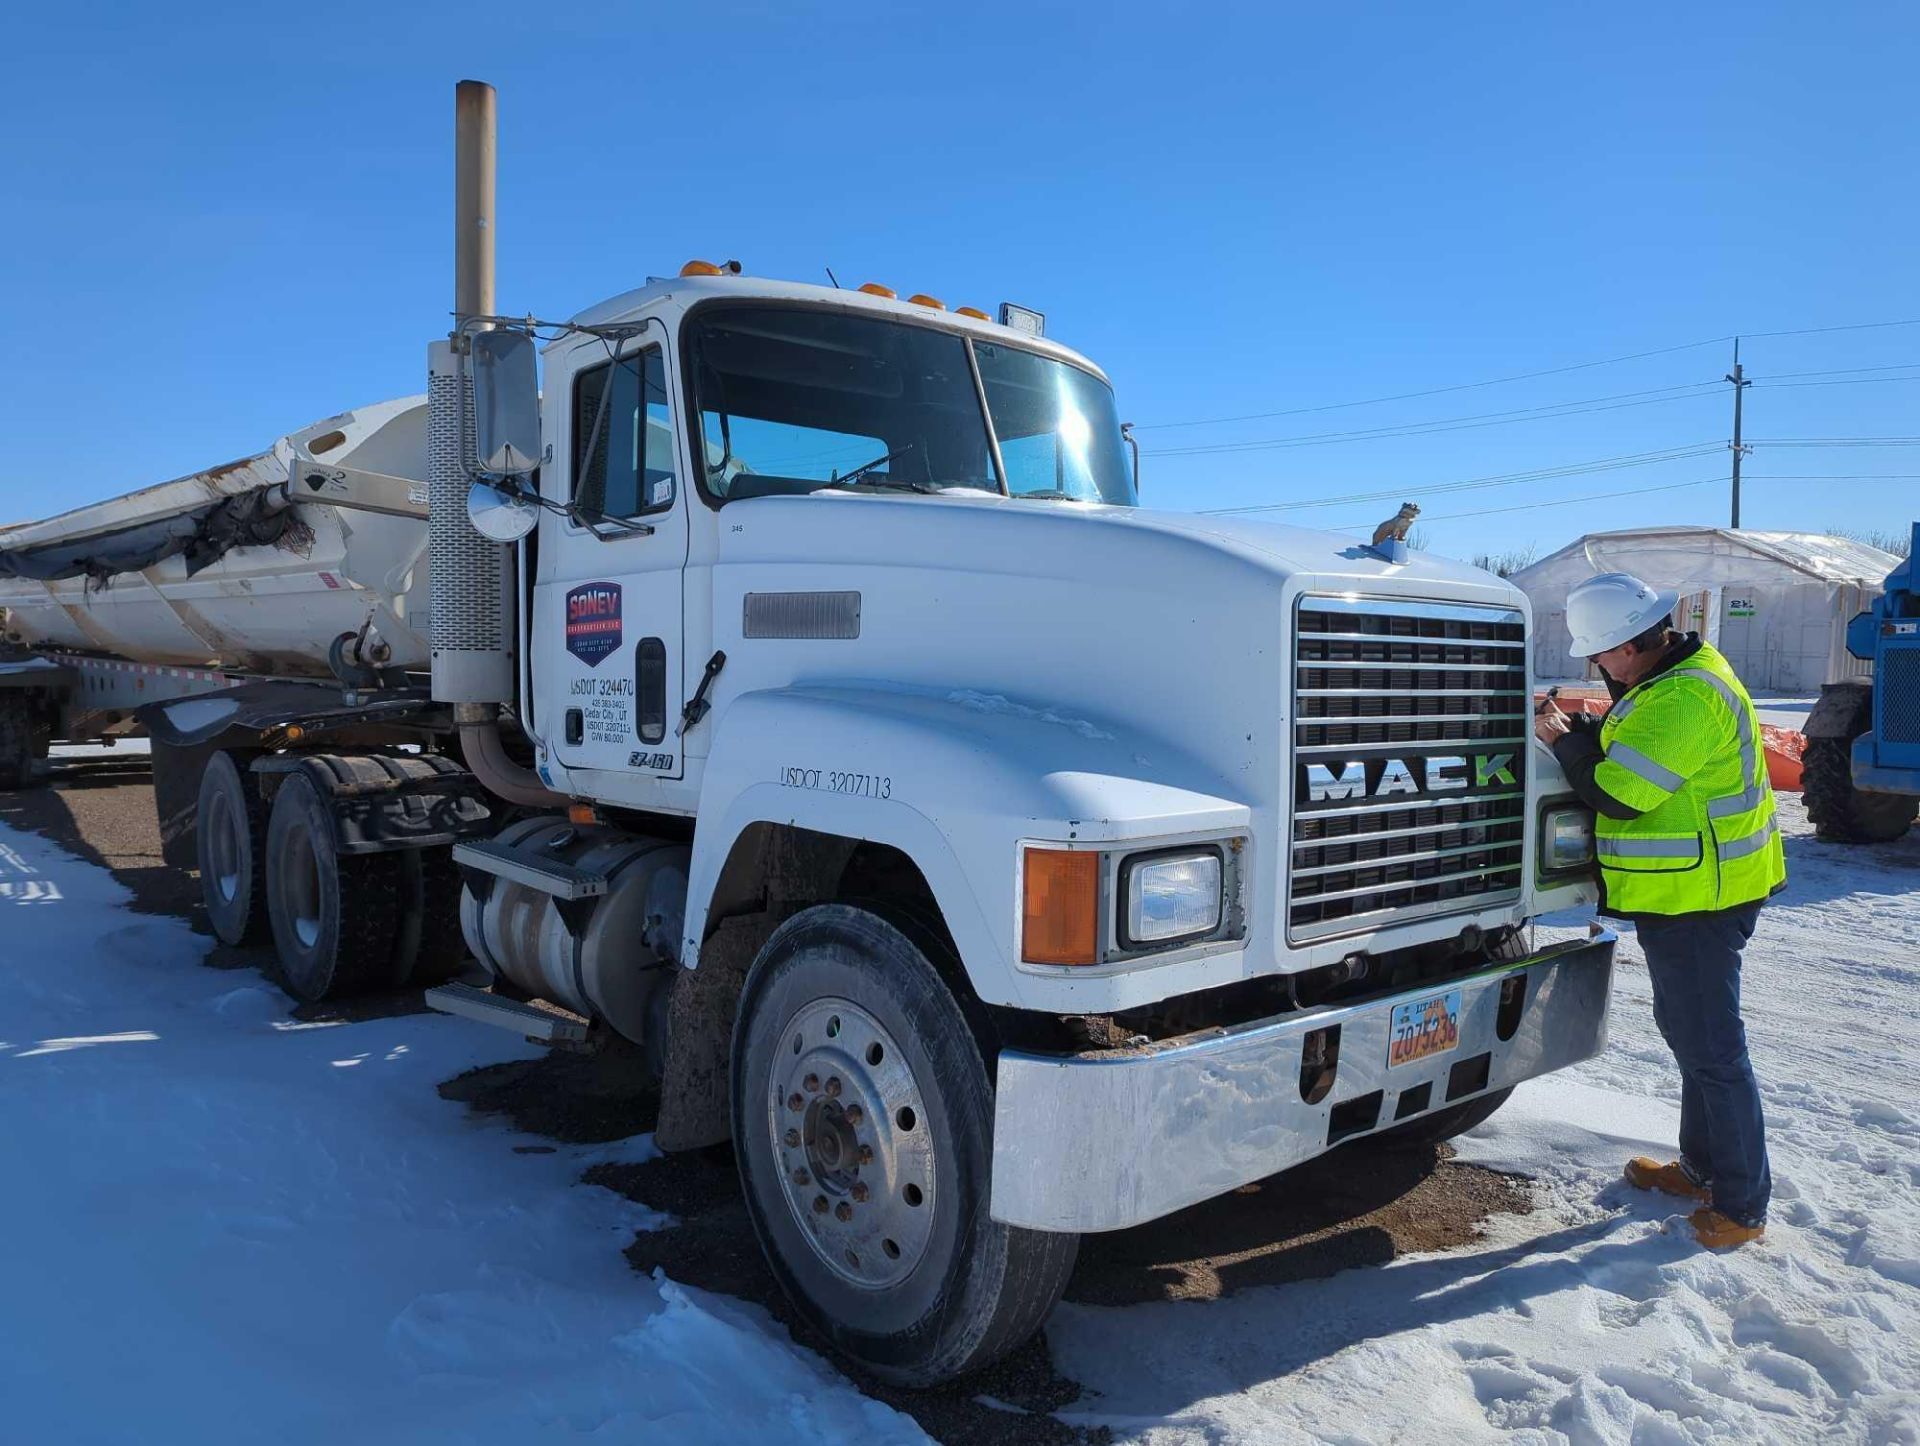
[{"xmin": 532, "ymin": 320, "xmax": 689, "ymax": 784}]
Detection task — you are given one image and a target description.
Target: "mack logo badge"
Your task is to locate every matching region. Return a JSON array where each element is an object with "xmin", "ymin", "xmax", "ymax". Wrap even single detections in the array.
[
  {"xmin": 565, "ymin": 582, "xmax": 622, "ymax": 667},
  {"xmin": 1305, "ymin": 753, "xmax": 1515, "ymax": 802}
]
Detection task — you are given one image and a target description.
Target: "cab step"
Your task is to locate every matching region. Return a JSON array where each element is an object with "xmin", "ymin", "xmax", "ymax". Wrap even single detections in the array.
[
  {"xmin": 424, "ymin": 981, "xmax": 590, "ymax": 1043},
  {"xmin": 452, "ymin": 838, "xmax": 608, "ymax": 899}
]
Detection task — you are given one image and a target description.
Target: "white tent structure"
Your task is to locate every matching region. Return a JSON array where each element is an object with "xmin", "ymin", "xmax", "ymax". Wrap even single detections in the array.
[{"xmin": 1510, "ymin": 527, "xmax": 1898, "ymax": 692}]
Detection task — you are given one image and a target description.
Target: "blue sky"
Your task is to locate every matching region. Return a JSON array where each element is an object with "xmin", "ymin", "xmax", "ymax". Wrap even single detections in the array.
[{"xmin": 5, "ymin": 2, "xmax": 1917, "ymax": 562}]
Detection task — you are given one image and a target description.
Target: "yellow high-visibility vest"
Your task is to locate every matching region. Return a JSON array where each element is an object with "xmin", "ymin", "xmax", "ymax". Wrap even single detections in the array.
[{"xmin": 1593, "ymin": 642, "xmax": 1787, "ymax": 915}]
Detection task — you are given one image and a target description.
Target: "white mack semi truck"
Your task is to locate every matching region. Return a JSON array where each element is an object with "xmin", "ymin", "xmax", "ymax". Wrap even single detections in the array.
[{"xmin": 0, "ymin": 82, "xmax": 1614, "ymax": 1386}]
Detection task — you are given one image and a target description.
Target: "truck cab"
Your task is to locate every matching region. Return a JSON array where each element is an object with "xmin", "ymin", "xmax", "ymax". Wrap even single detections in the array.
[{"xmin": 433, "ymin": 265, "xmax": 1613, "ymax": 1383}]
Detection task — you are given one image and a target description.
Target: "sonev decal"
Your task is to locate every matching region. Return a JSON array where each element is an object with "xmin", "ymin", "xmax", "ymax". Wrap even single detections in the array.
[{"xmin": 565, "ymin": 582, "xmax": 623, "ymax": 666}]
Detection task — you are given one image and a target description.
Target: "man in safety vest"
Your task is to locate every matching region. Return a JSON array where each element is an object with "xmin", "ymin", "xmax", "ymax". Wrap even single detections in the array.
[{"xmin": 1534, "ymin": 572, "xmax": 1787, "ymax": 1249}]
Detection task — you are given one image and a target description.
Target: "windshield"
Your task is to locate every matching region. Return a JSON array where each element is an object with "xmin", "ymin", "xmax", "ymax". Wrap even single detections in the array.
[
  {"xmin": 683, "ymin": 305, "xmax": 1133, "ymax": 506},
  {"xmin": 975, "ymin": 341, "xmax": 1135, "ymax": 505}
]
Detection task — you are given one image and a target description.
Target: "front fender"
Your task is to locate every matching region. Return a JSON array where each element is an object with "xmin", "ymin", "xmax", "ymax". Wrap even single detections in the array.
[{"xmin": 681, "ymin": 685, "xmax": 1250, "ymax": 1011}]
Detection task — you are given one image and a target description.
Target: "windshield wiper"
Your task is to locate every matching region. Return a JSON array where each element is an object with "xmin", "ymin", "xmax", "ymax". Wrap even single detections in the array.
[{"xmin": 827, "ymin": 444, "xmax": 918, "ymax": 489}]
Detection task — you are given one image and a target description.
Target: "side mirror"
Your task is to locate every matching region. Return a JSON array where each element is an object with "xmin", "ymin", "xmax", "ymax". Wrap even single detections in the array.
[
  {"xmin": 469, "ymin": 330, "xmax": 541, "ymax": 476},
  {"xmin": 466, "ymin": 477, "xmax": 539, "ymax": 542}
]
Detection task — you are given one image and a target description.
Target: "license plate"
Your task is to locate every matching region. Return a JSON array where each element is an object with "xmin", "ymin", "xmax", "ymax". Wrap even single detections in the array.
[{"xmin": 1388, "ymin": 990, "xmax": 1462, "ymax": 1068}]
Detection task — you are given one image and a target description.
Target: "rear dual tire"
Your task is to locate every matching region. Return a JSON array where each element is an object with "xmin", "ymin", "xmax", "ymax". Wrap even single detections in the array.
[
  {"xmin": 195, "ymin": 750, "xmax": 468, "ymax": 1001},
  {"xmin": 732, "ymin": 904, "xmax": 1078, "ymax": 1387}
]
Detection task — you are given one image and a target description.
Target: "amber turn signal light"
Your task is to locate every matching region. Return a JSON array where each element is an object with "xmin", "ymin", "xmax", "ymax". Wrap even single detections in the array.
[{"xmin": 1022, "ymin": 848, "xmax": 1100, "ymax": 965}]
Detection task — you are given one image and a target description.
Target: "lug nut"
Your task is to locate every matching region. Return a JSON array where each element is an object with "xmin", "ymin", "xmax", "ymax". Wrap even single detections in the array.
[
  {"xmin": 803, "ymin": 1073, "xmax": 820, "ymax": 1093},
  {"xmin": 784, "ymin": 1129, "xmax": 801, "ymax": 1148},
  {"xmin": 857, "ymin": 1144, "xmax": 874, "ymax": 1165},
  {"xmin": 825, "ymin": 1077, "xmax": 842, "ymax": 1098},
  {"xmin": 835, "ymin": 1202, "xmax": 853, "ymax": 1222},
  {"xmin": 792, "ymin": 1167, "xmax": 810, "ymax": 1186},
  {"xmin": 787, "ymin": 1093, "xmax": 804, "ymax": 1112},
  {"xmin": 851, "ymin": 1181, "xmax": 870, "ymax": 1203},
  {"xmin": 812, "ymin": 1195, "xmax": 829, "ymax": 1215},
  {"xmin": 845, "ymin": 1105, "xmax": 864, "ymax": 1127}
]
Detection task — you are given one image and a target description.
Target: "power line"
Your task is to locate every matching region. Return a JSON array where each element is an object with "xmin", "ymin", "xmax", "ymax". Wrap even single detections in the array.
[
  {"xmin": 1132, "ymin": 336, "xmax": 1733, "ymax": 431},
  {"xmin": 1136, "ymin": 317, "xmax": 1920, "ymax": 432},
  {"xmin": 1146, "ymin": 385, "xmax": 1720, "ymax": 457},
  {"xmin": 1740, "ymin": 473, "xmax": 1920, "ymax": 480},
  {"xmin": 1747, "ymin": 437, "xmax": 1920, "ymax": 447},
  {"xmin": 1754, "ymin": 360, "xmax": 1920, "ymax": 380},
  {"xmin": 1318, "ymin": 476, "xmax": 1719, "ymax": 533},
  {"xmin": 1750, "ymin": 375, "xmax": 1920, "ymax": 390},
  {"xmin": 1199, "ymin": 443, "xmax": 1724, "ymax": 516}
]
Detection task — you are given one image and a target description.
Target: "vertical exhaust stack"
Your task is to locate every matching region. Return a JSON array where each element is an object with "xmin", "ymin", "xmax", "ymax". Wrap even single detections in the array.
[
  {"xmin": 431, "ymin": 81, "xmax": 567, "ymax": 807},
  {"xmin": 429, "ymin": 80, "xmax": 516, "ymax": 706}
]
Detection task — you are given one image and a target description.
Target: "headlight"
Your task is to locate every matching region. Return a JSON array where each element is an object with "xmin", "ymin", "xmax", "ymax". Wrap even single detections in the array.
[
  {"xmin": 1122, "ymin": 849, "xmax": 1223, "ymax": 946},
  {"xmin": 1543, "ymin": 805, "xmax": 1596, "ymax": 872}
]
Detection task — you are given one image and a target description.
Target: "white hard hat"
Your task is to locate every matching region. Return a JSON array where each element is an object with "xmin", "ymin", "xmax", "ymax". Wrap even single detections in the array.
[{"xmin": 1565, "ymin": 572, "xmax": 1679, "ymax": 658}]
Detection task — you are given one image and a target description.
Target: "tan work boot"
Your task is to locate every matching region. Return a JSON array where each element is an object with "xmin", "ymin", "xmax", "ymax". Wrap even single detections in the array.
[
  {"xmin": 1624, "ymin": 1156, "xmax": 1711, "ymax": 1203},
  {"xmin": 1690, "ymin": 1207, "xmax": 1765, "ymax": 1249}
]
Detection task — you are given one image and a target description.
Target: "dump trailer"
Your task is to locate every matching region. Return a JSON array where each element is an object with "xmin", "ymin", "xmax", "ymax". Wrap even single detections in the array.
[
  {"xmin": 1802, "ymin": 520, "xmax": 1920, "ymax": 842},
  {"xmin": 0, "ymin": 80, "xmax": 1619, "ymax": 1388}
]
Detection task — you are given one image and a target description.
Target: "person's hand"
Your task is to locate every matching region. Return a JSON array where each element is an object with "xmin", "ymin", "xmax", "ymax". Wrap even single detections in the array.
[{"xmin": 1534, "ymin": 700, "xmax": 1572, "ymax": 745}]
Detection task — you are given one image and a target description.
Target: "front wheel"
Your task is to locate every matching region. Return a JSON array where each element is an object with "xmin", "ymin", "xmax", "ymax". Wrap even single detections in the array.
[{"xmin": 731, "ymin": 904, "xmax": 1078, "ymax": 1387}]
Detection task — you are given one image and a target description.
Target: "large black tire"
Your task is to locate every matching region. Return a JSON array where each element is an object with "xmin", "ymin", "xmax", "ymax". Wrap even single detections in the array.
[
  {"xmin": 196, "ymin": 751, "xmax": 271, "ymax": 947},
  {"xmin": 732, "ymin": 904, "xmax": 1079, "ymax": 1387},
  {"xmin": 1803, "ymin": 733, "xmax": 1916, "ymax": 844},
  {"xmin": 0, "ymin": 695, "xmax": 35, "ymax": 790},
  {"xmin": 264, "ymin": 772, "xmax": 406, "ymax": 1001},
  {"xmin": 392, "ymin": 846, "xmax": 469, "ymax": 986}
]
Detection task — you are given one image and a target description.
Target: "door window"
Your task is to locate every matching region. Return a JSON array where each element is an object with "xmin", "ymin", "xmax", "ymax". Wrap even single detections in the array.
[{"xmin": 573, "ymin": 347, "xmax": 676, "ymax": 518}]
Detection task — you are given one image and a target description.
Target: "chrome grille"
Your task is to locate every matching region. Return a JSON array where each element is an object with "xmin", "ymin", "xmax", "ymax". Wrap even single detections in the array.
[{"xmin": 1289, "ymin": 597, "xmax": 1528, "ymax": 942}]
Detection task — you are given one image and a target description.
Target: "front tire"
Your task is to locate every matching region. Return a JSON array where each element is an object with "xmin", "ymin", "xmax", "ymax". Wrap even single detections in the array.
[
  {"xmin": 731, "ymin": 904, "xmax": 1078, "ymax": 1387},
  {"xmin": 1803, "ymin": 732, "xmax": 1916, "ymax": 844}
]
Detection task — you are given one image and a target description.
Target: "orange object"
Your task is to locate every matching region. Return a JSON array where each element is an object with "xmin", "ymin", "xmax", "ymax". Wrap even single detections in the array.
[
  {"xmin": 906, "ymin": 293, "xmax": 946, "ymax": 310},
  {"xmin": 679, "ymin": 259, "xmax": 725, "ymax": 277},
  {"xmin": 1021, "ymin": 848, "xmax": 1099, "ymax": 965},
  {"xmin": 955, "ymin": 306, "xmax": 989, "ymax": 320},
  {"xmin": 1762, "ymin": 726, "xmax": 1804, "ymax": 793},
  {"xmin": 858, "ymin": 282, "xmax": 897, "ymax": 299},
  {"xmin": 568, "ymin": 802, "xmax": 601, "ymax": 826}
]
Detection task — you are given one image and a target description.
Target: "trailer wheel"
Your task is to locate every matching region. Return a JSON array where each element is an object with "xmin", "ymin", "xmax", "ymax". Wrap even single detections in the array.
[
  {"xmin": 0, "ymin": 695, "xmax": 36, "ymax": 790},
  {"xmin": 196, "ymin": 751, "xmax": 271, "ymax": 947},
  {"xmin": 732, "ymin": 904, "xmax": 1079, "ymax": 1387},
  {"xmin": 265, "ymin": 772, "xmax": 404, "ymax": 1001},
  {"xmin": 1803, "ymin": 732, "xmax": 1916, "ymax": 844}
]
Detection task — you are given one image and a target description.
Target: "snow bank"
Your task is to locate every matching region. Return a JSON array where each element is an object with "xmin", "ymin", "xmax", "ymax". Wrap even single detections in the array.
[
  {"xmin": 1047, "ymin": 795, "xmax": 1920, "ymax": 1444},
  {"xmin": 0, "ymin": 823, "xmax": 927, "ymax": 1446}
]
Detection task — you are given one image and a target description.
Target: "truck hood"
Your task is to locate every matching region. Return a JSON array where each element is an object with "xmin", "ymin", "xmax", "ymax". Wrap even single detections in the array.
[{"xmin": 720, "ymin": 489, "xmax": 1522, "ymax": 608}]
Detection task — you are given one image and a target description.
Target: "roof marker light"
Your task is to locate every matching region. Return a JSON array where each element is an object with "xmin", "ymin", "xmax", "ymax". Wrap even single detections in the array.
[
  {"xmin": 955, "ymin": 306, "xmax": 989, "ymax": 320},
  {"xmin": 907, "ymin": 293, "xmax": 946, "ymax": 310},
  {"xmin": 998, "ymin": 302, "xmax": 1046, "ymax": 338},
  {"xmin": 680, "ymin": 259, "xmax": 724, "ymax": 277},
  {"xmin": 858, "ymin": 282, "xmax": 897, "ymax": 298}
]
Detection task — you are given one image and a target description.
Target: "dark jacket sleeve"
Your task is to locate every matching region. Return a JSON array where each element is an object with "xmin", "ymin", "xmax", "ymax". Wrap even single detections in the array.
[{"xmin": 1550, "ymin": 726, "xmax": 1644, "ymax": 820}]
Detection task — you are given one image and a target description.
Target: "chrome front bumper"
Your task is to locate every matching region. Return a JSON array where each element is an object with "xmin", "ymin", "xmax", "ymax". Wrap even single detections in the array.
[{"xmin": 989, "ymin": 931, "xmax": 1615, "ymax": 1232}]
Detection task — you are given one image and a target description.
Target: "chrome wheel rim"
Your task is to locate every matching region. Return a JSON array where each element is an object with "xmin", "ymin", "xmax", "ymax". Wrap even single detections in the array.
[
  {"xmin": 286, "ymin": 827, "xmax": 323, "ymax": 950},
  {"xmin": 205, "ymin": 791, "xmax": 242, "ymax": 904},
  {"xmin": 767, "ymin": 997, "xmax": 935, "ymax": 1290}
]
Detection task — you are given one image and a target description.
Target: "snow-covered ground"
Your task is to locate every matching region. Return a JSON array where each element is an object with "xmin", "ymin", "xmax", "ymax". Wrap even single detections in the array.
[
  {"xmin": 0, "ymin": 822, "xmax": 924, "ymax": 1446},
  {"xmin": 2, "ymin": 794, "xmax": 1915, "ymax": 1444}
]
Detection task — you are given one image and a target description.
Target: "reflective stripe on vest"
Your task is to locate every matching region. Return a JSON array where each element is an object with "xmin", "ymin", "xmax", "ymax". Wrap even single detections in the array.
[
  {"xmin": 1607, "ymin": 741, "xmax": 1688, "ymax": 794},
  {"xmin": 1718, "ymin": 815, "xmax": 1780, "ymax": 861},
  {"xmin": 1708, "ymin": 782, "xmax": 1767, "ymax": 819},
  {"xmin": 1597, "ymin": 836, "xmax": 1701, "ymax": 859}
]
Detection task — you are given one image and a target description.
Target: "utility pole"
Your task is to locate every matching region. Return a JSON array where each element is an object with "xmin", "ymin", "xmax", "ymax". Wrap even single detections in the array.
[{"xmin": 1726, "ymin": 338, "xmax": 1751, "ymax": 528}]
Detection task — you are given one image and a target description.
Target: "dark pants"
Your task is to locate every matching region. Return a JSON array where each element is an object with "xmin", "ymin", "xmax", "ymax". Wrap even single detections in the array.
[{"xmin": 1636, "ymin": 901, "xmax": 1771, "ymax": 1225}]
